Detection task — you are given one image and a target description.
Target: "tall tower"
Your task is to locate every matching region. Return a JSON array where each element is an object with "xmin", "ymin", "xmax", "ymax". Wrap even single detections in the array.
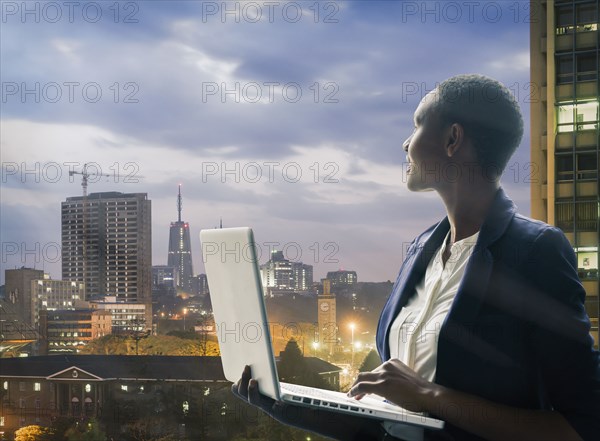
[
  {"xmin": 530, "ymin": 0, "xmax": 599, "ymax": 343},
  {"xmin": 61, "ymin": 192, "xmax": 152, "ymax": 320},
  {"xmin": 167, "ymin": 185, "xmax": 194, "ymax": 292},
  {"xmin": 317, "ymin": 279, "xmax": 337, "ymax": 356}
]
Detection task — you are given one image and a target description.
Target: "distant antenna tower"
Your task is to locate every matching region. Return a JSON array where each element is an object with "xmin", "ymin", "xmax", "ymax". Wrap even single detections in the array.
[{"xmin": 177, "ymin": 184, "xmax": 183, "ymax": 223}]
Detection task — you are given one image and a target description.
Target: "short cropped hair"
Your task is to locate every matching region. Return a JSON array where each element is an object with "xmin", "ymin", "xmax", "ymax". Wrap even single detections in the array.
[{"xmin": 430, "ymin": 74, "xmax": 524, "ymax": 176}]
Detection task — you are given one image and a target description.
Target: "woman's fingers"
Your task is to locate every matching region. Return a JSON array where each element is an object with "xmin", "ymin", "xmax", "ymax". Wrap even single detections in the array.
[
  {"xmin": 247, "ymin": 379, "xmax": 261, "ymax": 405},
  {"xmin": 354, "ymin": 371, "xmax": 382, "ymax": 383},
  {"xmin": 347, "ymin": 380, "xmax": 385, "ymax": 398},
  {"xmin": 247, "ymin": 378, "xmax": 278, "ymax": 414},
  {"xmin": 233, "ymin": 365, "xmax": 252, "ymax": 400}
]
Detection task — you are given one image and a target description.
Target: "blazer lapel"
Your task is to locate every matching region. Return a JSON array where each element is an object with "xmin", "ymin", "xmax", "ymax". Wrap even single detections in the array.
[
  {"xmin": 378, "ymin": 218, "xmax": 450, "ymax": 360},
  {"xmin": 440, "ymin": 187, "xmax": 517, "ymax": 333},
  {"xmin": 378, "ymin": 187, "xmax": 517, "ymax": 361}
]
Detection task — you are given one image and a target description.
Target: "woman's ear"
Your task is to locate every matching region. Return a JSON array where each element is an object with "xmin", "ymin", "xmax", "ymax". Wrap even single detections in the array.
[{"xmin": 445, "ymin": 123, "xmax": 465, "ymax": 158}]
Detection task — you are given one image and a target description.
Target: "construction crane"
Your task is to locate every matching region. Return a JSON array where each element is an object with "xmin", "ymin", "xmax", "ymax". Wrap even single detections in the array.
[
  {"xmin": 69, "ymin": 163, "xmax": 112, "ymax": 197},
  {"xmin": 68, "ymin": 163, "xmax": 114, "ymax": 299}
]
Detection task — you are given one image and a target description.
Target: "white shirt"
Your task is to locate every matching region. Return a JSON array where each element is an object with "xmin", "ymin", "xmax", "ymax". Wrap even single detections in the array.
[{"xmin": 383, "ymin": 229, "xmax": 479, "ymax": 440}]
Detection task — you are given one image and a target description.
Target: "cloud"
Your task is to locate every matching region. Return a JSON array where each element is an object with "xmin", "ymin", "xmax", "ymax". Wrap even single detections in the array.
[
  {"xmin": 1, "ymin": 1, "xmax": 531, "ymax": 284},
  {"xmin": 488, "ymin": 51, "xmax": 530, "ymax": 73}
]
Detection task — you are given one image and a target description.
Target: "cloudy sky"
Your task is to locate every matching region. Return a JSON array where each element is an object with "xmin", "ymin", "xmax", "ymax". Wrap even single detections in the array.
[{"xmin": 1, "ymin": 1, "xmax": 533, "ymax": 285}]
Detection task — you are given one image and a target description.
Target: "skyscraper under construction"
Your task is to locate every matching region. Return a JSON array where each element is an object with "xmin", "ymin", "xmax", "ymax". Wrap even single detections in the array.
[{"xmin": 61, "ymin": 191, "xmax": 152, "ymax": 327}]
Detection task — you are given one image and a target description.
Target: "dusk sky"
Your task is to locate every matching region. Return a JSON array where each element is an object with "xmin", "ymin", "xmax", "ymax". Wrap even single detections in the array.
[{"xmin": 1, "ymin": 1, "xmax": 534, "ymax": 285}]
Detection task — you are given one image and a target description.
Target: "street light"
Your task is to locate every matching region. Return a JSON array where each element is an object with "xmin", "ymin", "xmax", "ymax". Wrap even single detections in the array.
[
  {"xmin": 349, "ymin": 323, "xmax": 355, "ymax": 368},
  {"xmin": 312, "ymin": 341, "xmax": 319, "ymax": 357},
  {"xmin": 183, "ymin": 308, "xmax": 188, "ymax": 332}
]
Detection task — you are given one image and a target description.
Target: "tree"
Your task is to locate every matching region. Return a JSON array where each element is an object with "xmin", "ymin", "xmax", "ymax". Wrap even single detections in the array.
[
  {"xmin": 278, "ymin": 338, "xmax": 305, "ymax": 382},
  {"xmin": 278, "ymin": 339, "xmax": 331, "ymax": 390},
  {"xmin": 64, "ymin": 419, "xmax": 106, "ymax": 441},
  {"xmin": 14, "ymin": 425, "xmax": 53, "ymax": 441},
  {"xmin": 79, "ymin": 334, "xmax": 219, "ymax": 356},
  {"xmin": 358, "ymin": 349, "xmax": 381, "ymax": 373}
]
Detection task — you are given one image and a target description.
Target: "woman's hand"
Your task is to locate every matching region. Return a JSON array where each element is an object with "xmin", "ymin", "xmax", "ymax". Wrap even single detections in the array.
[
  {"xmin": 347, "ymin": 359, "xmax": 437, "ymax": 413},
  {"xmin": 231, "ymin": 365, "xmax": 283, "ymax": 418},
  {"xmin": 231, "ymin": 365, "xmax": 385, "ymax": 440},
  {"xmin": 347, "ymin": 359, "xmax": 582, "ymax": 441}
]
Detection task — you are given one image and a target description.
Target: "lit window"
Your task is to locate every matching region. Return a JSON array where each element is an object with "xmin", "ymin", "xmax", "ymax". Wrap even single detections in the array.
[
  {"xmin": 575, "ymin": 246, "xmax": 599, "ymax": 281},
  {"xmin": 121, "ymin": 385, "xmax": 128, "ymax": 392},
  {"xmin": 556, "ymin": 3, "xmax": 599, "ymax": 35},
  {"xmin": 0, "ymin": 416, "xmax": 4, "ymax": 426},
  {"xmin": 34, "ymin": 383, "xmax": 41, "ymax": 391},
  {"xmin": 557, "ymin": 101, "xmax": 599, "ymax": 133},
  {"xmin": 85, "ymin": 384, "xmax": 91, "ymax": 393},
  {"xmin": 3, "ymin": 381, "xmax": 7, "ymax": 390}
]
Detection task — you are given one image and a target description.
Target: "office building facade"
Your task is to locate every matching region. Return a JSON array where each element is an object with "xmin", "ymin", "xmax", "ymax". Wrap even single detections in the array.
[
  {"xmin": 530, "ymin": 0, "xmax": 599, "ymax": 341},
  {"xmin": 292, "ymin": 262, "xmax": 314, "ymax": 291},
  {"xmin": 326, "ymin": 270, "xmax": 358, "ymax": 288},
  {"xmin": 38, "ymin": 309, "xmax": 112, "ymax": 354},
  {"xmin": 152, "ymin": 265, "xmax": 176, "ymax": 296},
  {"xmin": 260, "ymin": 250, "xmax": 314, "ymax": 295},
  {"xmin": 4, "ymin": 268, "xmax": 44, "ymax": 327},
  {"xmin": 190, "ymin": 273, "xmax": 209, "ymax": 297},
  {"xmin": 61, "ymin": 192, "xmax": 152, "ymax": 319},
  {"xmin": 30, "ymin": 277, "xmax": 85, "ymax": 327},
  {"xmin": 89, "ymin": 296, "xmax": 148, "ymax": 334}
]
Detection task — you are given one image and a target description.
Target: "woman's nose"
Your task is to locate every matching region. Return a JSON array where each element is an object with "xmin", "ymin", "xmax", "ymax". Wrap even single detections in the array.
[{"xmin": 403, "ymin": 135, "xmax": 412, "ymax": 152}]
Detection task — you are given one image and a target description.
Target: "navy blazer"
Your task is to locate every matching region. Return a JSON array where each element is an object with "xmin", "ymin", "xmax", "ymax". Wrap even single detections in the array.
[{"xmin": 376, "ymin": 188, "xmax": 600, "ymax": 440}]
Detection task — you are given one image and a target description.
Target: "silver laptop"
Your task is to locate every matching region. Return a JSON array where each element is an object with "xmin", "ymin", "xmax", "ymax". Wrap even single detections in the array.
[{"xmin": 200, "ymin": 227, "xmax": 444, "ymax": 429}]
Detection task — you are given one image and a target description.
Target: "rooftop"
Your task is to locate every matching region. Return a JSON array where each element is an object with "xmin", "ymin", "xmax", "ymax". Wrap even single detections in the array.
[{"xmin": 0, "ymin": 355, "xmax": 226, "ymax": 382}]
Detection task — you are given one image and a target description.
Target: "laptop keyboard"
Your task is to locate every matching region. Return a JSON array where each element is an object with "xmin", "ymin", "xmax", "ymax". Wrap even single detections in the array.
[
  {"xmin": 279, "ymin": 382, "xmax": 442, "ymax": 429},
  {"xmin": 280, "ymin": 382, "xmax": 398, "ymax": 416},
  {"xmin": 281, "ymin": 382, "xmax": 357, "ymax": 402}
]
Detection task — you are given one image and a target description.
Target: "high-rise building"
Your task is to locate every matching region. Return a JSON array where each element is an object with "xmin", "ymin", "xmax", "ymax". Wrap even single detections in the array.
[
  {"xmin": 326, "ymin": 270, "xmax": 358, "ymax": 288},
  {"xmin": 292, "ymin": 262, "xmax": 313, "ymax": 291},
  {"xmin": 260, "ymin": 250, "xmax": 293, "ymax": 293},
  {"xmin": 4, "ymin": 267, "xmax": 44, "ymax": 326},
  {"xmin": 30, "ymin": 277, "xmax": 86, "ymax": 327},
  {"xmin": 152, "ymin": 265, "xmax": 176, "ymax": 296},
  {"xmin": 190, "ymin": 273, "xmax": 209, "ymax": 296},
  {"xmin": 167, "ymin": 185, "xmax": 194, "ymax": 293},
  {"xmin": 61, "ymin": 192, "xmax": 152, "ymax": 326},
  {"xmin": 530, "ymin": 0, "xmax": 599, "ymax": 342},
  {"xmin": 260, "ymin": 250, "xmax": 314, "ymax": 295}
]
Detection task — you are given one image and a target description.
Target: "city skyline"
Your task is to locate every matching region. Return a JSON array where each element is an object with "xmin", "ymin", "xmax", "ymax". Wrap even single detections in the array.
[{"xmin": 2, "ymin": 2, "xmax": 533, "ymax": 285}]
